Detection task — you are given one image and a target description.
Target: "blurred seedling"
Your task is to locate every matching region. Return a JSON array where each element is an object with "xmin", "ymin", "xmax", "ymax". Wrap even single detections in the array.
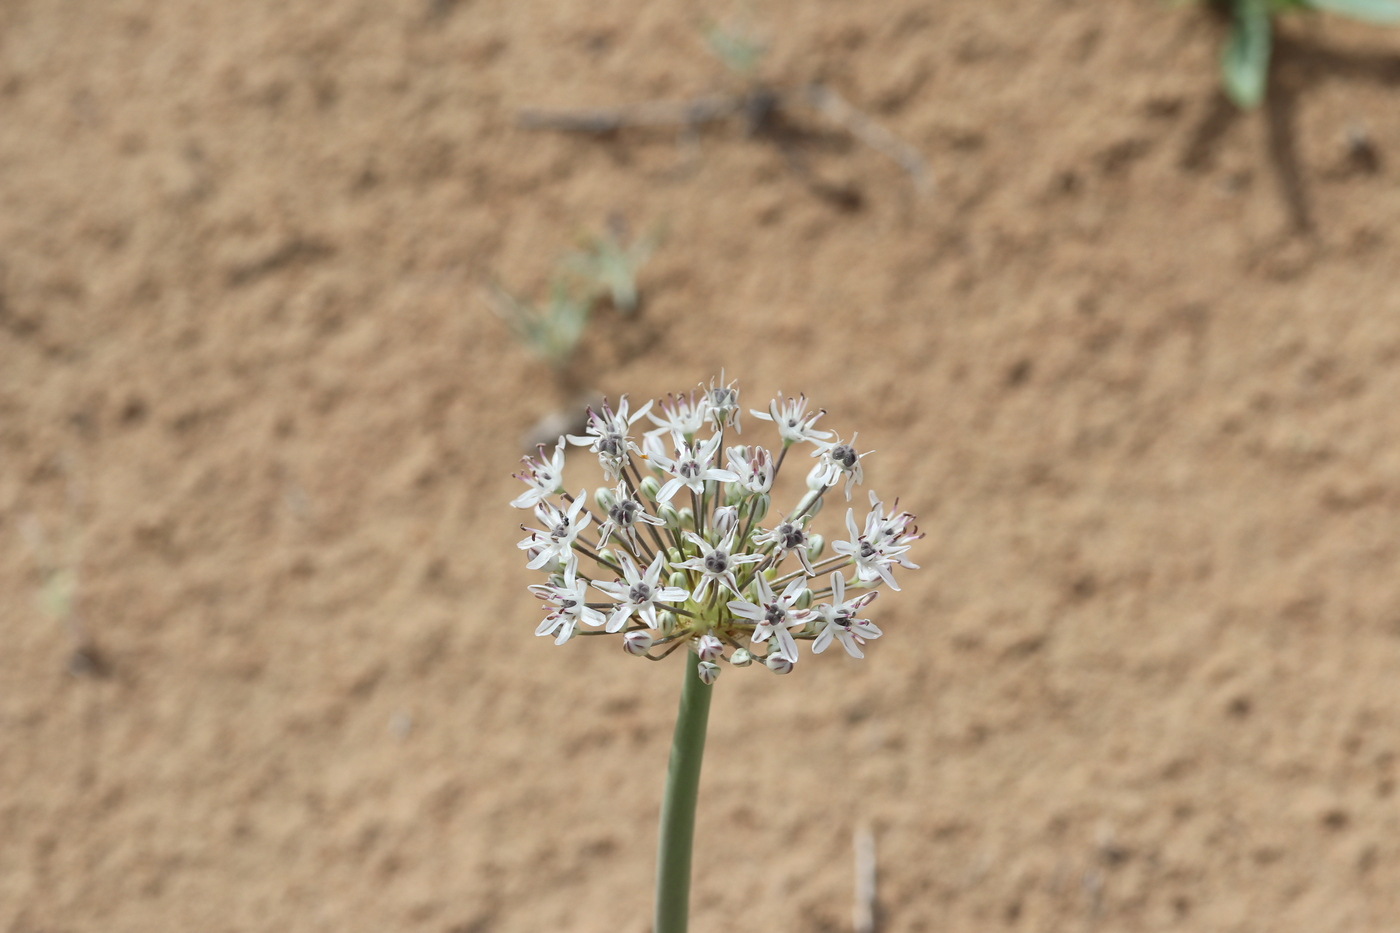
[
  {"xmin": 489, "ymin": 217, "xmax": 659, "ymax": 372},
  {"xmin": 20, "ymin": 472, "xmax": 104, "ymax": 677},
  {"xmin": 562, "ymin": 215, "xmax": 660, "ymax": 315},
  {"xmin": 1208, "ymin": 0, "xmax": 1400, "ymax": 108},
  {"xmin": 487, "ymin": 277, "xmax": 593, "ymax": 369},
  {"xmin": 517, "ymin": 12, "xmax": 933, "ymax": 196}
]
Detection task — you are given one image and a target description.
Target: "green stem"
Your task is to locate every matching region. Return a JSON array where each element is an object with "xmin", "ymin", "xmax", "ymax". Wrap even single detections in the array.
[{"xmin": 654, "ymin": 649, "xmax": 714, "ymax": 933}]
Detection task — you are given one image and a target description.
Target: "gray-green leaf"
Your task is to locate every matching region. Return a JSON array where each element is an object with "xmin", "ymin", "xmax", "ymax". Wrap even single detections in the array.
[
  {"xmin": 1304, "ymin": 0, "xmax": 1400, "ymax": 24},
  {"xmin": 1221, "ymin": 0, "xmax": 1272, "ymax": 108}
]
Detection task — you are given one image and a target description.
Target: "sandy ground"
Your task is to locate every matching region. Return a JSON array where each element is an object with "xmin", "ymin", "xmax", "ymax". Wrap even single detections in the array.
[{"xmin": 4, "ymin": 1, "xmax": 1400, "ymax": 931}]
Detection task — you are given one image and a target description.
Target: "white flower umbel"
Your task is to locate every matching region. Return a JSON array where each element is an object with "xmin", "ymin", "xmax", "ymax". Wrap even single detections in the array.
[
  {"xmin": 511, "ymin": 377, "xmax": 921, "ymax": 933},
  {"xmin": 513, "ymin": 376, "xmax": 918, "ymax": 675}
]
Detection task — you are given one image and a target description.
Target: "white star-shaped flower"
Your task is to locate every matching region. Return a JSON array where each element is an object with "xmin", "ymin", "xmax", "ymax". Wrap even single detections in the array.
[
  {"xmin": 810, "ymin": 572, "xmax": 882, "ymax": 658},
  {"xmin": 728, "ymin": 573, "xmax": 810, "ymax": 662},
  {"xmin": 653, "ymin": 434, "xmax": 739, "ymax": 504},
  {"xmin": 831, "ymin": 506, "xmax": 911, "ymax": 590},
  {"xmin": 675, "ymin": 531, "xmax": 763, "ymax": 602},
  {"xmin": 529, "ymin": 563, "xmax": 606, "ymax": 644},
  {"xmin": 567, "ymin": 395, "xmax": 654, "ymax": 480},
  {"xmin": 596, "ymin": 483, "xmax": 666, "ymax": 549},
  {"xmin": 592, "ymin": 552, "xmax": 690, "ymax": 632},
  {"xmin": 750, "ymin": 393, "xmax": 832, "ymax": 446},
  {"xmin": 510, "ymin": 437, "xmax": 568, "ymax": 509},
  {"xmin": 516, "ymin": 492, "xmax": 591, "ymax": 571},
  {"xmin": 726, "ymin": 445, "xmax": 774, "ymax": 495},
  {"xmin": 809, "ymin": 434, "xmax": 871, "ymax": 501},
  {"xmin": 644, "ymin": 390, "xmax": 709, "ymax": 444}
]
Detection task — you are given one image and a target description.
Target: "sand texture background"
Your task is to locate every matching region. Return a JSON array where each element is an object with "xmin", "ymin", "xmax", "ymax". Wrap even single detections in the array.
[{"xmin": 3, "ymin": 1, "xmax": 1400, "ymax": 931}]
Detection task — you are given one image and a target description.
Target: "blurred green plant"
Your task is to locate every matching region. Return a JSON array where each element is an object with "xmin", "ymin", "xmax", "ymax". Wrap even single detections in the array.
[
  {"xmin": 703, "ymin": 19, "xmax": 767, "ymax": 77},
  {"xmin": 20, "ymin": 465, "xmax": 103, "ymax": 676},
  {"xmin": 564, "ymin": 221, "xmax": 659, "ymax": 315},
  {"xmin": 1213, "ymin": 0, "xmax": 1400, "ymax": 108},
  {"xmin": 488, "ymin": 278, "xmax": 593, "ymax": 368},
  {"xmin": 489, "ymin": 218, "xmax": 658, "ymax": 368}
]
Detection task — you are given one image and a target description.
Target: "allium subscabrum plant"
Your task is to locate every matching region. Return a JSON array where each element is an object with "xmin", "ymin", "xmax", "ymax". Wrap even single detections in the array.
[{"xmin": 512, "ymin": 377, "xmax": 921, "ymax": 933}]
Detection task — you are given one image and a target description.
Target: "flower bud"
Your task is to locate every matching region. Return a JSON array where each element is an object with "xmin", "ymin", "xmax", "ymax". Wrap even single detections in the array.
[
  {"xmin": 657, "ymin": 611, "xmax": 678, "ymax": 636},
  {"xmin": 667, "ymin": 547, "xmax": 684, "ymax": 565},
  {"xmin": 623, "ymin": 631, "xmax": 654, "ymax": 655},
  {"xmin": 765, "ymin": 653, "xmax": 794, "ymax": 675},
  {"xmin": 794, "ymin": 587, "xmax": 813, "ymax": 610},
  {"xmin": 806, "ymin": 462, "xmax": 826, "ymax": 492},
  {"xmin": 805, "ymin": 534, "xmax": 824, "ymax": 562},
  {"xmin": 677, "ymin": 507, "xmax": 695, "ymax": 531},
  {"xmin": 697, "ymin": 660, "xmax": 721, "ymax": 685},
  {"xmin": 697, "ymin": 634, "xmax": 724, "ymax": 661},
  {"xmin": 639, "ymin": 476, "xmax": 661, "ymax": 502},
  {"xmin": 598, "ymin": 548, "xmax": 619, "ymax": 567},
  {"xmin": 712, "ymin": 506, "xmax": 738, "ymax": 538},
  {"xmin": 668, "ymin": 571, "xmax": 689, "ymax": 591},
  {"xmin": 594, "ymin": 486, "xmax": 617, "ymax": 512},
  {"xmin": 659, "ymin": 505, "xmax": 683, "ymax": 530},
  {"xmin": 730, "ymin": 647, "xmax": 753, "ymax": 667},
  {"xmin": 748, "ymin": 494, "xmax": 769, "ymax": 524}
]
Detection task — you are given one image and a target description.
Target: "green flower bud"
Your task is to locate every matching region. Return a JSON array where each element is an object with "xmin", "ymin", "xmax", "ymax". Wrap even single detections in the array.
[
  {"xmin": 639, "ymin": 476, "xmax": 661, "ymax": 501},
  {"xmin": 748, "ymin": 494, "xmax": 769, "ymax": 524},
  {"xmin": 678, "ymin": 507, "xmax": 695, "ymax": 531},
  {"xmin": 598, "ymin": 548, "xmax": 619, "ymax": 566},
  {"xmin": 659, "ymin": 505, "xmax": 683, "ymax": 529},
  {"xmin": 806, "ymin": 533, "xmax": 825, "ymax": 562},
  {"xmin": 594, "ymin": 486, "xmax": 617, "ymax": 512},
  {"xmin": 668, "ymin": 571, "xmax": 689, "ymax": 591},
  {"xmin": 657, "ymin": 611, "xmax": 678, "ymax": 636},
  {"xmin": 795, "ymin": 587, "xmax": 813, "ymax": 610},
  {"xmin": 730, "ymin": 647, "xmax": 753, "ymax": 667}
]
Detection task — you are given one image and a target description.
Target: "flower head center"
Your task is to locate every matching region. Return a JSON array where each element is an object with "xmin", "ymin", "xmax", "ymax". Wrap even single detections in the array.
[
  {"xmin": 704, "ymin": 550, "xmax": 729, "ymax": 574},
  {"xmin": 629, "ymin": 582, "xmax": 653, "ymax": 604},
  {"xmin": 778, "ymin": 522, "xmax": 806, "ymax": 550},
  {"xmin": 598, "ymin": 433, "xmax": 625, "ymax": 457},
  {"xmin": 611, "ymin": 499, "xmax": 640, "ymax": 526},
  {"xmin": 832, "ymin": 444, "xmax": 857, "ymax": 469}
]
